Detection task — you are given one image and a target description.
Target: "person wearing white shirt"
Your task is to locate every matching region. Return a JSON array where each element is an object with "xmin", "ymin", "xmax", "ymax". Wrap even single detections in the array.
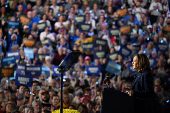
[
  {"xmin": 40, "ymin": 27, "xmax": 55, "ymax": 42},
  {"xmin": 39, "ymin": 14, "xmax": 52, "ymax": 28},
  {"xmin": 134, "ymin": 2, "xmax": 146, "ymax": 22},
  {"xmin": 149, "ymin": 0, "xmax": 163, "ymax": 24},
  {"xmin": 85, "ymin": 13, "xmax": 96, "ymax": 30},
  {"xmin": 50, "ymin": 0, "xmax": 59, "ymax": 17}
]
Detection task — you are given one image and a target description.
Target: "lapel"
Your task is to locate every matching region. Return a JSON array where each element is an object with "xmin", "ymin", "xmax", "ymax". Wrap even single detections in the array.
[{"xmin": 132, "ymin": 72, "xmax": 142, "ymax": 86}]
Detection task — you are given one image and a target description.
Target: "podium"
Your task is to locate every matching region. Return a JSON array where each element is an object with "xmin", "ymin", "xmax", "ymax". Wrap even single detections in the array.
[{"xmin": 101, "ymin": 87, "xmax": 134, "ymax": 113}]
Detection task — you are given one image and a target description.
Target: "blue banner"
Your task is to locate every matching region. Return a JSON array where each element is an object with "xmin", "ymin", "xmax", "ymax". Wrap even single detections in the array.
[
  {"xmin": 79, "ymin": 24, "xmax": 92, "ymax": 32},
  {"xmin": 15, "ymin": 74, "xmax": 33, "ymax": 87},
  {"xmin": 156, "ymin": 44, "xmax": 169, "ymax": 52},
  {"xmin": 105, "ymin": 62, "xmax": 121, "ymax": 75},
  {"xmin": 95, "ymin": 38, "xmax": 107, "ymax": 48},
  {"xmin": 127, "ymin": 64, "xmax": 137, "ymax": 75},
  {"xmin": 118, "ymin": 46, "xmax": 132, "ymax": 57},
  {"xmin": 8, "ymin": 21, "xmax": 20, "ymax": 29},
  {"xmin": 6, "ymin": 51, "xmax": 20, "ymax": 60},
  {"xmin": 41, "ymin": 39, "xmax": 51, "ymax": 46},
  {"xmin": 25, "ymin": 66, "xmax": 41, "ymax": 76},
  {"xmin": 74, "ymin": 15, "xmax": 85, "ymax": 24},
  {"xmin": 107, "ymin": 53, "xmax": 118, "ymax": 61},
  {"xmin": 24, "ymin": 48, "xmax": 34, "ymax": 59},
  {"xmin": 42, "ymin": 66, "xmax": 50, "ymax": 77},
  {"xmin": 108, "ymin": 28, "xmax": 120, "ymax": 37},
  {"xmin": 94, "ymin": 50, "xmax": 106, "ymax": 59},
  {"xmin": 37, "ymin": 22, "xmax": 47, "ymax": 31},
  {"xmin": 1, "ymin": 56, "xmax": 16, "ymax": 66},
  {"xmin": 16, "ymin": 64, "xmax": 25, "ymax": 75},
  {"xmin": 37, "ymin": 54, "xmax": 49, "ymax": 61},
  {"xmin": 86, "ymin": 66, "xmax": 101, "ymax": 76},
  {"xmin": 81, "ymin": 42, "xmax": 94, "ymax": 51},
  {"xmin": 165, "ymin": 76, "xmax": 170, "ymax": 86},
  {"xmin": 52, "ymin": 66, "xmax": 61, "ymax": 76},
  {"xmin": 149, "ymin": 58, "xmax": 157, "ymax": 68}
]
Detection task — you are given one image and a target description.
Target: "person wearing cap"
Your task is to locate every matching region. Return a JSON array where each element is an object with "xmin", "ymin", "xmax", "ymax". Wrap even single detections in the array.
[
  {"xmin": 16, "ymin": 94, "xmax": 25, "ymax": 109},
  {"xmin": 124, "ymin": 8, "xmax": 138, "ymax": 23},
  {"xmin": 74, "ymin": 1, "xmax": 83, "ymax": 15},
  {"xmin": 143, "ymin": 25, "xmax": 156, "ymax": 40},
  {"xmin": 84, "ymin": 56, "xmax": 92, "ymax": 66}
]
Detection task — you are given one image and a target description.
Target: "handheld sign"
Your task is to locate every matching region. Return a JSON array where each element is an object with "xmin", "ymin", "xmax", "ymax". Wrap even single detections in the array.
[
  {"xmin": 107, "ymin": 53, "xmax": 118, "ymax": 61},
  {"xmin": 79, "ymin": 24, "xmax": 92, "ymax": 32},
  {"xmin": 81, "ymin": 42, "xmax": 94, "ymax": 51},
  {"xmin": 163, "ymin": 26, "xmax": 170, "ymax": 32},
  {"xmin": 23, "ymin": 39, "xmax": 36, "ymax": 47},
  {"xmin": 156, "ymin": 43, "xmax": 169, "ymax": 52},
  {"xmin": 37, "ymin": 22, "xmax": 47, "ymax": 31},
  {"xmin": 108, "ymin": 29, "xmax": 120, "ymax": 37},
  {"xmin": 117, "ymin": 8, "xmax": 128, "ymax": 18},
  {"xmin": 6, "ymin": 51, "xmax": 20, "ymax": 60},
  {"xmin": 105, "ymin": 61, "xmax": 121, "ymax": 75},
  {"xmin": 1, "ymin": 68, "xmax": 14, "ymax": 77},
  {"xmin": 127, "ymin": 64, "xmax": 137, "ymax": 75},
  {"xmin": 120, "ymin": 25, "xmax": 132, "ymax": 35},
  {"xmin": 25, "ymin": 66, "xmax": 41, "ymax": 76},
  {"xmin": 19, "ymin": 15, "xmax": 31, "ymax": 25},
  {"xmin": 37, "ymin": 54, "xmax": 49, "ymax": 61},
  {"xmin": 16, "ymin": 64, "xmax": 25, "ymax": 75},
  {"xmin": 149, "ymin": 58, "xmax": 157, "ymax": 68},
  {"xmin": 94, "ymin": 50, "xmax": 106, "ymax": 59},
  {"xmin": 8, "ymin": 21, "xmax": 20, "ymax": 29},
  {"xmin": 52, "ymin": 109, "xmax": 80, "ymax": 113},
  {"xmin": 86, "ymin": 66, "xmax": 101, "ymax": 76},
  {"xmin": 95, "ymin": 38, "xmax": 107, "ymax": 48},
  {"xmin": 132, "ymin": 44, "xmax": 141, "ymax": 52},
  {"xmin": 74, "ymin": 15, "xmax": 85, "ymax": 24},
  {"xmin": 118, "ymin": 46, "xmax": 132, "ymax": 57},
  {"xmin": 1, "ymin": 56, "xmax": 16, "ymax": 66},
  {"xmin": 0, "ymin": 29, "xmax": 3, "ymax": 35},
  {"xmin": 41, "ymin": 39, "xmax": 51, "ymax": 46},
  {"xmin": 52, "ymin": 66, "xmax": 61, "ymax": 76},
  {"xmin": 165, "ymin": 76, "xmax": 170, "ymax": 86},
  {"xmin": 42, "ymin": 66, "xmax": 50, "ymax": 77},
  {"xmin": 15, "ymin": 74, "xmax": 33, "ymax": 87},
  {"xmin": 24, "ymin": 48, "xmax": 34, "ymax": 59}
]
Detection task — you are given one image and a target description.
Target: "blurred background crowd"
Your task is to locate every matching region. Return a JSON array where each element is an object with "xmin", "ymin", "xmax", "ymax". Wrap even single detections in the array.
[{"xmin": 0, "ymin": 0, "xmax": 170, "ymax": 113}]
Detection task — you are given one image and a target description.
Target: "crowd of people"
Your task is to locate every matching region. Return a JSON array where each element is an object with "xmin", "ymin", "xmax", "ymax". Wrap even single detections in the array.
[{"xmin": 0, "ymin": 0, "xmax": 170, "ymax": 113}]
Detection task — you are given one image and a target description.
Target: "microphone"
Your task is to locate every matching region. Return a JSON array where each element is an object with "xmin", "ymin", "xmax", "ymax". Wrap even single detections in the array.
[{"xmin": 104, "ymin": 73, "xmax": 116, "ymax": 84}]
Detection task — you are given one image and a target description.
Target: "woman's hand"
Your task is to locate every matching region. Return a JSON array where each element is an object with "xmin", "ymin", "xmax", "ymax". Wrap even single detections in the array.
[{"xmin": 126, "ymin": 90, "xmax": 133, "ymax": 96}]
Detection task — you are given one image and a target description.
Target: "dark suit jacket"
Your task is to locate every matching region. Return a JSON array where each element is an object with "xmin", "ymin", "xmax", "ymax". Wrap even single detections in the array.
[{"xmin": 132, "ymin": 71, "xmax": 160, "ymax": 113}]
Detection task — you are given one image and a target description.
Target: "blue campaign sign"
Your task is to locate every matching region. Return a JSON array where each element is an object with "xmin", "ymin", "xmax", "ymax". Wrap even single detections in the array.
[
  {"xmin": 107, "ymin": 53, "xmax": 118, "ymax": 61},
  {"xmin": 105, "ymin": 61, "xmax": 121, "ymax": 75},
  {"xmin": 95, "ymin": 38, "xmax": 107, "ymax": 48},
  {"xmin": 42, "ymin": 66, "xmax": 50, "ymax": 77},
  {"xmin": 156, "ymin": 44, "xmax": 169, "ymax": 52},
  {"xmin": 15, "ymin": 74, "xmax": 33, "ymax": 87},
  {"xmin": 52, "ymin": 66, "xmax": 61, "ymax": 76},
  {"xmin": 16, "ymin": 64, "xmax": 25, "ymax": 75},
  {"xmin": 24, "ymin": 48, "xmax": 34, "ymax": 59},
  {"xmin": 127, "ymin": 64, "xmax": 137, "ymax": 75},
  {"xmin": 25, "ymin": 66, "xmax": 42, "ymax": 76},
  {"xmin": 37, "ymin": 54, "xmax": 49, "ymax": 61},
  {"xmin": 37, "ymin": 22, "xmax": 47, "ymax": 31},
  {"xmin": 165, "ymin": 76, "xmax": 170, "ymax": 86},
  {"xmin": 118, "ymin": 46, "xmax": 132, "ymax": 57},
  {"xmin": 86, "ymin": 66, "xmax": 101, "ymax": 76},
  {"xmin": 149, "ymin": 58, "xmax": 157, "ymax": 68},
  {"xmin": 81, "ymin": 42, "xmax": 94, "ymax": 52},
  {"xmin": 8, "ymin": 21, "xmax": 20, "ymax": 29},
  {"xmin": 79, "ymin": 24, "xmax": 92, "ymax": 32},
  {"xmin": 94, "ymin": 50, "xmax": 106, "ymax": 59},
  {"xmin": 6, "ymin": 51, "xmax": 20, "ymax": 60},
  {"xmin": 108, "ymin": 28, "xmax": 120, "ymax": 37},
  {"xmin": 1, "ymin": 56, "xmax": 16, "ymax": 66},
  {"xmin": 74, "ymin": 15, "xmax": 85, "ymax": 24}
]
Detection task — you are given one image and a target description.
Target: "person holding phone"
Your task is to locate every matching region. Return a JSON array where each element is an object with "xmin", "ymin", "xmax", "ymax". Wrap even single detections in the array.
[{"xmin": 126, "ymin": 54, "xmax": 159, "ymax": 113}]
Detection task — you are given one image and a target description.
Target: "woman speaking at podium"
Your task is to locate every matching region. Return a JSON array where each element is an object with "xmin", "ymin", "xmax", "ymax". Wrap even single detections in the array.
[{"xmin": 126, "ymin": 54, "xmax": 159, "ymax": 113}]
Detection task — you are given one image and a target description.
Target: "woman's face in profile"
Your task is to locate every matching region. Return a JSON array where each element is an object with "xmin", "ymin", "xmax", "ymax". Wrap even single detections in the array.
[{"xmin": 132, "ymin": 56, "xmax": 139, "ymax": 70}]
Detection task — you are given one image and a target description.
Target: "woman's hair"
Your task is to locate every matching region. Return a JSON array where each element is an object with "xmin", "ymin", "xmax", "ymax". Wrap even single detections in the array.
[
  {"xmin": 25, "ymin": 106, "xmax": 34, "ymax": 113},
  {"xmin": 19, "ymin": 105, "xmax": 27, "ymax": 112},
  {"xmin": 135, "ymin": 54, "xmax": 151, "ymax": 72}
]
